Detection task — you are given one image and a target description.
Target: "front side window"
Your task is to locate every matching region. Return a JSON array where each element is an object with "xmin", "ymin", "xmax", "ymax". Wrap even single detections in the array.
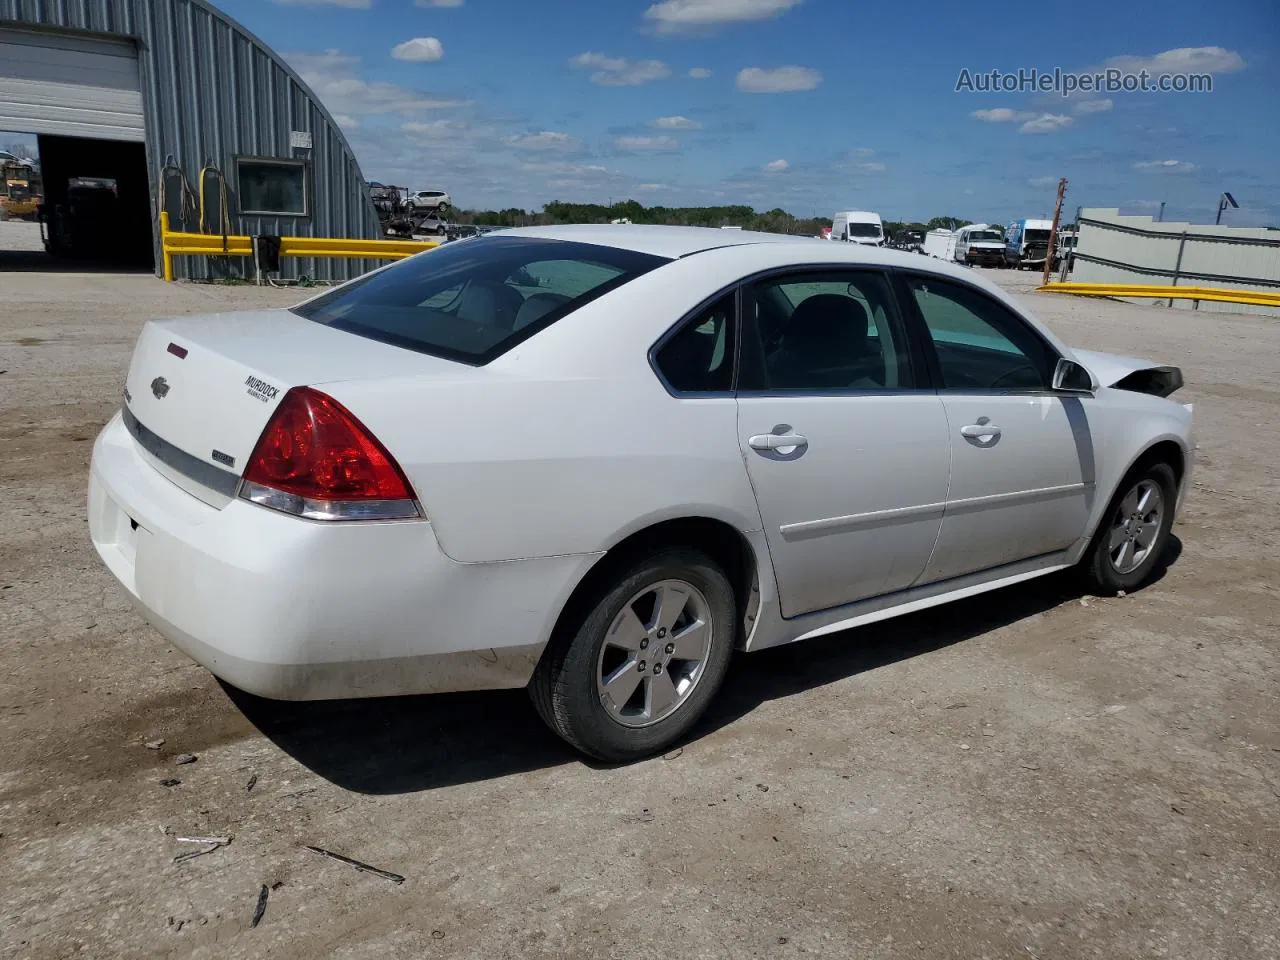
[
  {"xmin": 236, "ymin": 158, "xmax": 308, "ymax": 216},
  {"xmin": 654, "ymin": 293, "xmax": 735, "ymax": 393},
  {"xmin": 292, "ymin": 236, "xmax": 668, "ymax": 364},
  {"xmin": 904, "ymin": 275, "xmax": 1054, "ymax": 390},
  {"xmin": 741, "ymin": 271, "xmax": 912, "ymax": 391}
]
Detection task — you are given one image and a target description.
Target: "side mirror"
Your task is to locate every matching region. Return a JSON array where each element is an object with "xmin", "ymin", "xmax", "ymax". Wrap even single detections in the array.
[{"xmin": 1053, "ymin": 357, "xmax": 1096, "ymax": 395}]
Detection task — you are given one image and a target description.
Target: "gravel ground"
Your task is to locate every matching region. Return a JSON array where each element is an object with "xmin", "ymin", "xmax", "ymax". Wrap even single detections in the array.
[{"xmin": 1, "ymin": 234, "xmax": 1277, "ymax": 959}]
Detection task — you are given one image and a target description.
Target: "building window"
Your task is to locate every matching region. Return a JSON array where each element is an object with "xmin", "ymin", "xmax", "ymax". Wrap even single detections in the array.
[{"xmin": 234, "ymin": 157, "xmax": 309, "ymax": 217}]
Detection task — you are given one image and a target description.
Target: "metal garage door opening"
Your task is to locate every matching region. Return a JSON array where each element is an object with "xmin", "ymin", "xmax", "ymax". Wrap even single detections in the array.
[{"xmin": 0, "ymin": 26, "xmax": 152, "ymax": 270}]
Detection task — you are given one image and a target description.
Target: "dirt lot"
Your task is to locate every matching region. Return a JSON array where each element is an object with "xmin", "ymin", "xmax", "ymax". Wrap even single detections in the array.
[{"xmin": 2, "ymin": 238, "xmax": 1277, "ymax": 959}]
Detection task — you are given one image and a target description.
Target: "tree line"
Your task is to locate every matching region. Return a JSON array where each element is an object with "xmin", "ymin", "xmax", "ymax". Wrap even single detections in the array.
[{"xmin": 455, "ymin": 200, "xmax": 988, "ymax": 238}]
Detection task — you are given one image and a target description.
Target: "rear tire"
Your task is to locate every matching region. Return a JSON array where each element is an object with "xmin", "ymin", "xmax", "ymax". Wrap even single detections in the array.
[
  {"xmin": 1081, "ymin": 461, "xmax": 1177, "ymax": 594},
  {"xmin": 531, "ymin": 548, "xmax": 736, "ymax": 763}
]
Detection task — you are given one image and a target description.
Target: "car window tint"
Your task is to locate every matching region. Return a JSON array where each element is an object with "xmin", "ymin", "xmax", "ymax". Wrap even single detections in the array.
[
  {"xmin": 291, "ymin": 237, "xmax": 668, "ymax": 365},
  {"xmin": 742, "ymin": 271, "xmax": 911, "ymax": 391},
  {"xmin": 906, "ymin": 276, "xmax": 1053, "ymax": 390},
  {"xmin": 655, "ymin": 293, "xmax": 735, "ymax": 393}
]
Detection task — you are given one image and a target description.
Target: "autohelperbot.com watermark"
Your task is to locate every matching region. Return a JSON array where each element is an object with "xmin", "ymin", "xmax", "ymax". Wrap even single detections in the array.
[{"xmin": 955, "ymin": 67, "xmax": 1214, "ymax": 96}]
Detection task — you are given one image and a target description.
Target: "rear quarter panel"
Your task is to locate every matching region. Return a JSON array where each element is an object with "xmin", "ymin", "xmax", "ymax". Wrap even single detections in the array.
[{"xmin": 319, "ymin": 252, "xmax": 780, "ymax": 563}]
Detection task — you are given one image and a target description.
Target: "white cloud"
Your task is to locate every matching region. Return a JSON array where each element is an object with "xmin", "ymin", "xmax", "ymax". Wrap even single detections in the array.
[
  {"xmin": 1133, "ymin": 159, "xmax": 1197, "ymax": 173},
  {"xmin": 570, "ymin": 52, "xmax": 671, "ymax": 87},
  {"xmin": 763, "ymin": 159, "xmax": 788, "ymax": 172},
  {"xmin": 1074, "ymin": 98, "xmax": 1113, "ymax": 114},
  {"xmin": 636, "ymin": 183, "xmax": 670, "ymax": 191},
  {"xmin": 1028, "ymin": 176, "xmax": 1058, "ymax": 188},
  {"xmin": 401, "ymin": 119, "xmax": 471, "ymax": 137},
  {"xmin": 415, "ymin": 0, "xmax": 463, "ymax": 6},
  {"xmin": 688, "ymin": 67, "xmax": 712, "ymax": 79},
  {"xmin": 333, "ymin": 114, "xmax": 359, "ymax": 129},
  {"xmin": 392, "ymin": 37, "xmax": 444, "ymax": 62},
  {"xmin": 736, "ymin": 65, "xmax": 821, "ymax": 93},
  {"xmin": 852, "ymin": 146, "xmax": 875, "ymax": 157},
  {"xmin": 505, "ymin": 131, "xmax": 580, "ymax": 151},
  {"xmin": 1101, "ymin": 46, "xmax": 1245, "ymax": 76},
  {"xmin": 285, "ymin": 50, "xmax": 470, "ymax": 114},
  {"xmin": 651, "ymin": 115, "xmax": 701, "ymax": 130},
  {"xmin": 645, "ymin": 0, "xmax": 803, "ymax": 32},
  {"xmin": 970, "ymin": 107, "xmax": 1034, "ymax": 123},
  {"xmin": 615, "ymin": 135, "xmax": 680, "ymax": 152},
  {"xmin": 274, "ymin": 0, "xmax": 371, "ymax": 7},
  {"xmin": 1019, "ymin": 113, "xmax": 1073, "ymax": 133},
  {"xmin": 854, "ymin": 161, "xmax": 885, "ymax": 172}
]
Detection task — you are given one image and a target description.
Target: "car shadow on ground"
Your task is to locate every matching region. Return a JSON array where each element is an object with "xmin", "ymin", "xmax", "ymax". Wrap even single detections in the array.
[{"xmin": 229, "ymin": 538, "xmax": 1180, "ymax": 795}]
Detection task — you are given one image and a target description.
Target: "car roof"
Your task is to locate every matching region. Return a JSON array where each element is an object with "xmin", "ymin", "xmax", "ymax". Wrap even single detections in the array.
[{"xmin": 496, "ymin": 223, "xmax": 827, "ymax": 259}]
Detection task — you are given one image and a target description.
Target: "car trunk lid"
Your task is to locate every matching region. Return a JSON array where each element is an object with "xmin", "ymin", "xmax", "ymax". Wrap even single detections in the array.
[{"xmin": 122, "ymin": 308, "xmax": 463, "ymax": 506}]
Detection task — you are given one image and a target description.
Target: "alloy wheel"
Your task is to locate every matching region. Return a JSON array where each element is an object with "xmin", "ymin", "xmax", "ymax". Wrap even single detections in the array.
[{"xmin": 595, "ymin": 579, "xmax": 713, "ymax": 728}]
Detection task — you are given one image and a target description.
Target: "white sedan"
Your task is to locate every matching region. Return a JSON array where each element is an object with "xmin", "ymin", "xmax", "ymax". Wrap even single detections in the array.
[{"xmin": 88, "ymin": 226, "xmax": 1193, "ymax": 761}]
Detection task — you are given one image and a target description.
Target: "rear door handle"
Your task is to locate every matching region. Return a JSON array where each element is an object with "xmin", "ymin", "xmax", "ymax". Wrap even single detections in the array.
[
  {"xmin": 748, "ymin": 433, "xmax": 808, "ymax": 451},
  {"xmin": 960, "ymin": 421, "xmax": 1002, "ymax": 444}
]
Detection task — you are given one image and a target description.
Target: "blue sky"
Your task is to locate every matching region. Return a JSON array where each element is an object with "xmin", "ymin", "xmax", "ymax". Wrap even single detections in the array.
[{"xmin": 11, "ymin": 0, "xmax": 1278, "ymax": 225}]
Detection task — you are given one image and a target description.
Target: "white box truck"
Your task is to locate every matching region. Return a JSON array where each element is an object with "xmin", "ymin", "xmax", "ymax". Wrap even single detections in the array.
[
  {"xmin": 923, "ymin": 228, "xmax": 956, "ymax": 260},
  {"xmin": 1002, "ymin": 218, "xmax": 1055, "ymax": 269},
  {"xmin": 831, "ymin": 210, "xmax": 884, "ymax": 246}
]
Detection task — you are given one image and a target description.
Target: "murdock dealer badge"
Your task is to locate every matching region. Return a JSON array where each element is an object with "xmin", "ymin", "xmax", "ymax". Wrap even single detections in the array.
[{"xmin": 245, "ymin": 375, "xmax": 280, "ymax": 403}]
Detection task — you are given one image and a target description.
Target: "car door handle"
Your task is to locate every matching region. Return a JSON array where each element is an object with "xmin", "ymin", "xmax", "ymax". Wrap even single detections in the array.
[
  {"xmin": 748, "ymin": 433, "xmax": 808, "ymax": 451},
  {"xmin": 960, "ymin": 422, "xmax": 1002, "ymax": 443}
]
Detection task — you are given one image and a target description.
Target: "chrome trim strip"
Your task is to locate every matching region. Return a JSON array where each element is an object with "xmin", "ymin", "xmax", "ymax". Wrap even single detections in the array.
[
  {"xmin": 122, "ymin": 406, "xmax": 241, "ymax": 498},
  {"xmin": 778, "ymin": 481, "xmax": 1092, "ymax": 540},
  {"xmin": 780, "ymin": 500, "xmax": 947, "ymax": 539},
  {"xmin": 942, "ymin": 481, "xmax": 1093, "ymax": 517}
]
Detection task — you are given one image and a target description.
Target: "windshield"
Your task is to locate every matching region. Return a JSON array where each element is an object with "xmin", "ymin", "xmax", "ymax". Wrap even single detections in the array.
[
  {"xmin": 1024, "ymin": 229, "xmax": 1051, "ymax": 244},
  {"xmin": 292, "ymin": 236, "xmax": 668, "ymax": 365},
  {"xmin": 969, "ymin": 230, "xmax": 1003, "ymax": 242},
  {"xmin": 846, "ymin": 222, "xmax": 881, "ymax": 238}
]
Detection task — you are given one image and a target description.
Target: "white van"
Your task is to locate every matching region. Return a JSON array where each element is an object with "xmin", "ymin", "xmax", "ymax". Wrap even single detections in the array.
[
  {"xmin": 831, "ymin": 210, "xmax": 884, "ymax": 246},
  {"xmin": 953, "ymin": 223, "xmax": 1006, "ymax": 267}
]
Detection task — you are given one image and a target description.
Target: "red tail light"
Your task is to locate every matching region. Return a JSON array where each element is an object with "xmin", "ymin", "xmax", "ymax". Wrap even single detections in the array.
[{"xmin": 239, "ymin": 387, "xmax": 421, "ymax": 521}]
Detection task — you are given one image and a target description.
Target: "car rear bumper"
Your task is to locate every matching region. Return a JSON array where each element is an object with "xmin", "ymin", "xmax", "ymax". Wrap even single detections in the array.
[{"xmin": 88, "ymin": 412, "xmax": 597, "ymax": 700}]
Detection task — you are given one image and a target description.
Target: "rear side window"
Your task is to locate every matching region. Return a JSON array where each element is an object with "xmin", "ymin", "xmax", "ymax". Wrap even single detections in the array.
[
  {"xmin": 292, "ymin": 237, "xmax": 668, "ymax": 365},
  {"xmin": 655, "ymin": 293, "xmax": 736, "ymax": 393}
]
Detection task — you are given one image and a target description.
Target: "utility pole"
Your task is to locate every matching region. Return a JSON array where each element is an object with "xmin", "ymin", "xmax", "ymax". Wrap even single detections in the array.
[
  {"xmin": 1042, "ymin": 178, "xmax": 1068, "ymax": 287},
  {"xmin": 1157, "ymin": 201, "xmax": 1166, "ymax": 222}
]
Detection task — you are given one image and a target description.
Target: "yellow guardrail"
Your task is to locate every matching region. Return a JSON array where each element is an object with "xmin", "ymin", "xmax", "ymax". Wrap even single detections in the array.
[
  {"xmin": 1038, "ymin": 281, "xmax": 1280, "ymax": 308},
  {"xmin": 159, "ymin": 211, "xmax": 440, "ymax": 281}
]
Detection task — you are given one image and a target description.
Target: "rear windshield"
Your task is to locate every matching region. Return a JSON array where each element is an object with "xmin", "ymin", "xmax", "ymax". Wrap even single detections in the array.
[
  {"xmin": 846, "ymin": 222, "xmax": 881, "ymax": 238},
  {"xmin": 292, "ymin": 236, "xmax": 668, "ymax": 365}
]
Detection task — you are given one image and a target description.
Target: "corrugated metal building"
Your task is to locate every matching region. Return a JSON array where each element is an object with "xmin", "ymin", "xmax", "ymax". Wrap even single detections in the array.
[{"xmin": 0, "ymin": 0, "xmax": 379, "ymax": 280}]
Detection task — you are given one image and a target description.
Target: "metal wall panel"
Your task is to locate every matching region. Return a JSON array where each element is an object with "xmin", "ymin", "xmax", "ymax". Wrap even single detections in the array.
[
  {"xmin": 1074, "ymin": 208, "xmax": 1280, "ymax": 317},
  {"xmin": 0, "ymin": 0, "xmax": 380, "ymax": 280}
]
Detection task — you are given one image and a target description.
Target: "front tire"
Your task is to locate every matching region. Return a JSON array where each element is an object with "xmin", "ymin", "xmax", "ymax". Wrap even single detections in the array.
[
  {"xmin": 531, "ymin": 548, "xmax": 736, "ymax": 762},
  {"xmin": 1081, "ymin": 461, "xmax": 1177, "ymax": 594}
]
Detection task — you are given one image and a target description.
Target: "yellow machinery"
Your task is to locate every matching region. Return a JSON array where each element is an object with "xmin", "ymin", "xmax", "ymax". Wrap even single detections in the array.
[{"xmin": 0, "ymin": 160, "xmax": 41, "ymax": 220}]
